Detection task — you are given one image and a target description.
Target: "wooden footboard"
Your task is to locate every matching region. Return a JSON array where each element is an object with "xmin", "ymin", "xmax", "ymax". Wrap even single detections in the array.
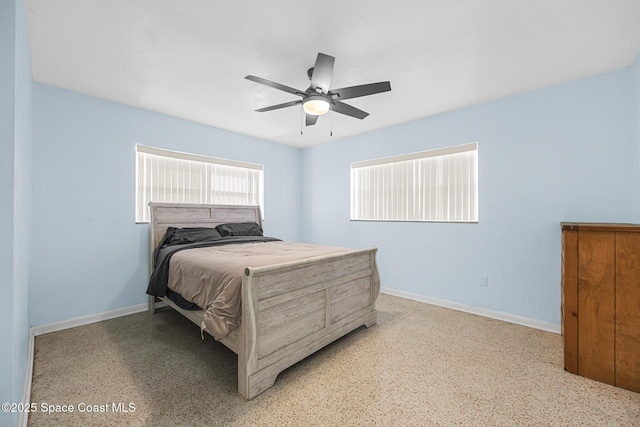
[{"xmin": 238, "ymin": 247, "xmax": 380, "ymax": 399}]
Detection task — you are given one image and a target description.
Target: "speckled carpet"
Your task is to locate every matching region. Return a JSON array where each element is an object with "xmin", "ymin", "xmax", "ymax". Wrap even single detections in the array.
[{"xmin": 28, "ymin": 294, "xmax": 640, "ymax": 426}]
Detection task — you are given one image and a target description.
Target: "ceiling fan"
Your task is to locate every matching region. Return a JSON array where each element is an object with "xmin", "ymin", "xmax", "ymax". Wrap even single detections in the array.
[{"xmin": 245, "ymin": 53, "xmax": 391, "ymax": 127}]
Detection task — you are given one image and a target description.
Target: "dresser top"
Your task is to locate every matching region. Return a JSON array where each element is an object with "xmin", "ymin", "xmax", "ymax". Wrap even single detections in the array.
[{"xmin": 562, "ymin": 222, "xmax": 640, "ymax": 232}]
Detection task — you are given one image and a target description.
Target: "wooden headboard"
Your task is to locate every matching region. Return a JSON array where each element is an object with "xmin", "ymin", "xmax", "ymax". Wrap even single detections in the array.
[{"xmin": 149, "ymin": 202, "xmax": 263, "ymax": 253}]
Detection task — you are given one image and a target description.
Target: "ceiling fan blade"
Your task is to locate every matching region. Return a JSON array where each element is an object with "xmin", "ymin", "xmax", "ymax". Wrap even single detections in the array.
[
  {"xmin": 305, "ymin": 114, "xmax": 319, "ymax": 126},
  {"xmin": 330, "ymin": 81, "xmax": 391, "ymax": 101},
  {"xmin": 310, "ymin": 53, "xmax": 335, "ymax": 94},
  {"xmin": 255, "ymin": 100, "xmax": 302, "ymax": 113},
  {"xmin": 331, "ymin": 101, "xmax": 369, "ymax": 119},
  {"xmin": 245, "ymin": 75, "xmax": 304, "ymax": 96}
]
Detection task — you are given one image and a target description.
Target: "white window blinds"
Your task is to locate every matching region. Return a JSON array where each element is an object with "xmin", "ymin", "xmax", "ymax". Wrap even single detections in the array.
[
  {"xmin": 135, "ymin": 145, "xmax": 264, "ymax": 223},
  {"xmin": 350, "ymin": 142, "xmax": 478, "ymax": 222}
]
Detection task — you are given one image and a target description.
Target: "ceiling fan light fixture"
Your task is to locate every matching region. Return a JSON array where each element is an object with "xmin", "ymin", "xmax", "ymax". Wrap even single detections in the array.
[{"xmin": 303, "ymin": 95, "xmax": 330, "ymax": 116}]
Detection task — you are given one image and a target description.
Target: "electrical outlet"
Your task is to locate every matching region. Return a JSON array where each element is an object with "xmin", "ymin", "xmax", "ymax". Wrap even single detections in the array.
[{"xmin": 478, "ymin": 274, "xmax": 488, "ymax": 287}]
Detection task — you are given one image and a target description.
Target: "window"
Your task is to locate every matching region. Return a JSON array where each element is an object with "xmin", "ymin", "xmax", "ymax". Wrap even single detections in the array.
[
  {"xmin": 350, "ymin": 142, "xmax": 478, "ymax": 222},
  {"xmin": 135, "ymin": 145, "xmax": 264, "ymax": 223}
]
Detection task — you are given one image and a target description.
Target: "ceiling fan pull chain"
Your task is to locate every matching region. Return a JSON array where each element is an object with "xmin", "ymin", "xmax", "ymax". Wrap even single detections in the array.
[
  {"xmin": 300, "ymin": 104, "xmax": 304, "ymax": 135},
  {"xmin": 330, "ymin": 108, "xmax": 333, "ymax": 136}
]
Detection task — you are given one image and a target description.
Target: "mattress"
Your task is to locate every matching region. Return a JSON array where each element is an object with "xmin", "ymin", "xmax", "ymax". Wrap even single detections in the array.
[{"xmin": 166, "ymin": 241, "xmax": 350, "ymax": 340}]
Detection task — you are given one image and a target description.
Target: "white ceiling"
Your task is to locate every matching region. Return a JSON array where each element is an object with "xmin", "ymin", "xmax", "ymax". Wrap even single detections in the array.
[{"xmin": 25, "ymin": 0, "xmax": 640, "ymax": 148}]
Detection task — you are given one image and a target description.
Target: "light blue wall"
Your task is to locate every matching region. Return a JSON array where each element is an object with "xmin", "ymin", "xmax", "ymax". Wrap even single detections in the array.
[
  {"xmin": 302, "ymin": 66, "xmax": 636, "ymax": 326},
  {"xmin": 0, "ymin": 0, "xmax": 18, "ymax": 423},
  {"xmin": 13, "ymin": 1, "xmax": 32, "ymax": 413},
  {"xmin": 22, "ymin": 22, "xmax": 640, "ymax": 334},
  {"xmin": 1, "ymin": 1, "xmax": 32, "ymax": 426},
  {"xmin": 30, "ymin": 84, "xmax": 302, "ymax": 326}
]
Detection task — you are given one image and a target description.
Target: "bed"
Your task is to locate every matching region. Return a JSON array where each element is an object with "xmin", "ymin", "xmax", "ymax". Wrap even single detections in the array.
[{"xmin": 147, "ymin": 202, "xmax": 380, "ymax": 399}]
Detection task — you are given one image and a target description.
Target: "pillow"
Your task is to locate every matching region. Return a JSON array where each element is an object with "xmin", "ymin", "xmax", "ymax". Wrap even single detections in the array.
[
  {"xmin": 162, "ymin": 227, "xmax": 222, "ymax": 246},
  {"xmin": 216, "ymin": 222, "xmax": 263, "ymax": 237}
]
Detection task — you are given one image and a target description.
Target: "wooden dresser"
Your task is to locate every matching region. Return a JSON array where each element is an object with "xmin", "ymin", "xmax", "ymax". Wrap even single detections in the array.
[{"xmin": 561, "ymin": 223, "xmax": 640, "ymax": 393}]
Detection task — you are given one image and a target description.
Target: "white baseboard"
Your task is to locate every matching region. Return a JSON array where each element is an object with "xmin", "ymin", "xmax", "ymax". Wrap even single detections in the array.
[
  {"xmin": 31, "ymin": 303, "xmax": 150, "ymax": 336},
  {"xmin": 18, "ymin": 332, "xmax": 35, "ymax": 427},
  {"xmin": 30, "ymin": 291, "xmax": 560, "ymax": 337},
  {"xmin": 380, "ymin": 287, "xmax": 561, "ymax": 334}
]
